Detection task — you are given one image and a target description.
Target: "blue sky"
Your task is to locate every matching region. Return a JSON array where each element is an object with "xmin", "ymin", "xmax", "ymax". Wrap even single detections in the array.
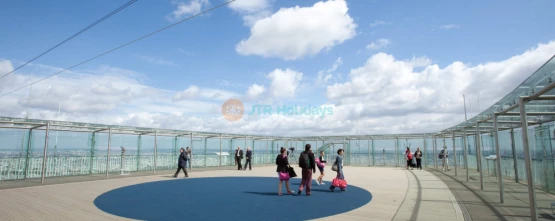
[
  {"xmin": 2, "ymin": 0, "xmax": 554, "ymax": 89},
  {"xmin": 0, "ymin": 0, "xmax": 555, "ymax": 137}
]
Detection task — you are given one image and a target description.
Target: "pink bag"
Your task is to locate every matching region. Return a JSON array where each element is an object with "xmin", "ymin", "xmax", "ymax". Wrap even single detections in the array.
[
  {"xmin": 332, "ymin": 178, "xmax": 347, "ymax": 188},
  {"xmin": 279, "ymin": 171, "xmax": 290, "ymax": 180},
  {"xmin": 315, "ymin": 157, "xmax": 325, "ymax": 167}
]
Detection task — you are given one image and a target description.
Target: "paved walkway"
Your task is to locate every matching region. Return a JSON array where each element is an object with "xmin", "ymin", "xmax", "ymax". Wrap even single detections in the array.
[
  {"xmin": 432, "ymin": 166, "xmax": 555, "ymax": 221},
  {"xmin": 0, "ymin": 166, "xmax": 464, "ymax": 221}
]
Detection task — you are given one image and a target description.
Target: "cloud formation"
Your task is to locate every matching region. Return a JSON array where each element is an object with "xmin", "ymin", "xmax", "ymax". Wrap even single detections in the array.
[
  {"xmin": 1, "ymin": 40, "xmax": 554, "ymax": 136},
  {"xmin": 366, "ymin": 38, "xmax": 391, "ymax": 50},
  {"xmin": 235, "ymin": 0, "xmax": 357, "ymax": 60}
]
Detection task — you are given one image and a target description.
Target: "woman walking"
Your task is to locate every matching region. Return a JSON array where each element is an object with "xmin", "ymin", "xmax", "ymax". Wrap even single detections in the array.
[
  {"xmin": 330, "ymin": 149, "xmax": 346, "ymax": 192},
  {"xmin": 414, "ymin": 147, "xmax": 423, "ymax": 170},
  {"xmin": 405, "ymin": 147, "xmax": 413, "ymax": 170},
  {"xmin": 315, "ymin": 150, "xmax": 327, "ymax": 185},
  {"xmin": 276, "ymin": 147, "xmax": 293, "ymax": 195},
  {"xmin": 172, "ymin": 148, "xmax": 188, "ymax": 178}
]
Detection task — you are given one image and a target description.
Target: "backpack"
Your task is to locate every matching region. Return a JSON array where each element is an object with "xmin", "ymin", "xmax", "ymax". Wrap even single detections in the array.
[
  {"xmin": 299, "ymin": 152, "xmax": 311, "ymax": 169},
  {"xmin": 438, "ymin": 150, "xmax": 444, "ymax": 159}
]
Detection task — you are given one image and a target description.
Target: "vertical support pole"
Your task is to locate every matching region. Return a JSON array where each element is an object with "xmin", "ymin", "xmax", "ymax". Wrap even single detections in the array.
[
  {"xmin": 219, "ymin": 134, "xmax": 222, "ymax": 167},
  {"xmin": 190, "ymin": 133, "xmax": 193, "ymax": 170},
  {"xmin": 371, "ymin": 138, "xmax": 375, "ymax": 166},
  {"xmin": 24, "ymin": 129, "xmax": 33, "ymax": 179},
  {"xmin": 266, "ymin": 139, "xmax": 269, "ymax": 165},
  {"xmin": 395, "ymin": 137, "xmax": 399, "ymax": 167},
  {"xmin": 368, "ymin": 138, "xmax": 371, "ymax": 166},
  {"xmin": 423, "ymin": 136, "xmax": 427, "ymax": 168},
  {"xmin": 137, "ymin": 135, "xmax": 141, "ymax": 171},
  {"xmin": 89, "ymin": 132, "xmax": 96, "ymax": 175},
  {"xmin": 106, "ymin": 128, "xmax": 111, "ymax": 178},
  {"xmin": 475, "ymin": 133, "xmax": 480, "ymax": 172},
  {"xmin": 519, "ymin": 97, "xmax": 537, "ymax": 220},
  {"xmin": 476, "ymin": 121, "xmax": 484, "ymax": 190},
  {"xmin": 493, "ymin": 113, "xmax": 504, "ymax": 203},
  {"xmin": 433, "ymin": 136, "xmax": 437, "ymax": 169},
  {"xmin": 245, "ymin": 134, "xmax": 247, "ymax": 151},
  {"xmin": 453, "ymin": 131, "xmax": 457, "ymax": 176},
  {"xmin": 40, "ymin": 123, "xmax": 50, "ymax": 184},
  {"xmin": 173, "ymin": 136, "xmax": 178, "ymax": 161},
  {"xmin": 510, "ymin": 128, "xmax": 519, "ymax": 183},
  {"xmin": 463, "ymin": 128, "xmax": 469, "ymax": 181},
  {"xmin": 154, "ymin": 130, "xmax": 157, "ymax": 174},
  {"xmin": 204, "ymin": 137, "xmax": 207, "ymax": 168},
  {"xmin": 230, "ymin": 139, "xmax": 233, "ymax": 166}
]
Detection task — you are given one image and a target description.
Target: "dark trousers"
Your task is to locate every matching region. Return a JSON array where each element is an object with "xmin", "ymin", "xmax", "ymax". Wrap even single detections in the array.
[
  {"xmin": 174, "ymin": 166, "xmax": 188, "ymax": 177},
  {"xmin": 236, "ymin": 157, "xmax": 242, "ymax": 170},
  {"xmin": 298, "ymin": 168, "xmax": 313, "ymax": 194},
  {"xmin": 244, "ymin": 158, "xmax": 251, "ymax": 170},
  {"xmin": 416, "ymin": 158, "xmax": 422, "ymax": 169}
]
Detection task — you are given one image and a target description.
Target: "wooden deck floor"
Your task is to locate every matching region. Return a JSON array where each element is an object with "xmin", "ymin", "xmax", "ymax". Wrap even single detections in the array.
[{"xmin": 0, "ymin": 165, "xmax": 546, "ymax": 221}]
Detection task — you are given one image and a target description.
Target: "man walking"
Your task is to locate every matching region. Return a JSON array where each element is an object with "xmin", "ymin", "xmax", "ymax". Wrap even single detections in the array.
[
  {"xmin": 185, "ymin": 147, "xmax": 192, "ymax": 169},
  {"xmin": 172, "ymin": 148, "xmax": 188, "ymax": 178},
  {"xmin": 441, "ymin": 146, "xmax": 450, "ymax": 171},
  {"xmin": 298, "ymin": 144, "xmax": 316, "ymax": 196},
  {"xmin": 235, "ymin": 147, "xmax": 243, "ymax": 170},
  {"xmin": 244, "ymin": 147, "xmax": 252, "ymax": 171}
]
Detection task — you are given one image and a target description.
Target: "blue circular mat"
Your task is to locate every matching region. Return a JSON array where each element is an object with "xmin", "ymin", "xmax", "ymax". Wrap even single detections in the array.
[{"xmin": 94, "ymin": 176, "xmax": 372, "ymax": 221}]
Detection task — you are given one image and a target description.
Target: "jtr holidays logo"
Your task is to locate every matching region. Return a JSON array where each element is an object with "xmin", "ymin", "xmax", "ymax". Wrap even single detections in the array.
[
  {"xmin": 222, "ymin": 99, "xmax": 244, "ymax": 121},
  {"xmin": 248, "ymin": 104, "xmax": 333, "ymax": 118},
  {"xmin": 222, "ymin": 99, "xmax": 334, "ymax": 121}
]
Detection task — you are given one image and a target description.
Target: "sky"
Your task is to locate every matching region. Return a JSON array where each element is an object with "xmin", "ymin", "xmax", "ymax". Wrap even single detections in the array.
[{"xmin": 0, "ymin": 0, "xmax": 555, "ymax": 137}]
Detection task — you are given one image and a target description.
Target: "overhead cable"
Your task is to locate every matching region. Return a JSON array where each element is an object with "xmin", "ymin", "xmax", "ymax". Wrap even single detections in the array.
[
  {"xmin": 0, "ymin": 0, "xmax": 139, "ymax": 80},
  {"xmin": 0, "ymin": 0, "xmax": 236, "ymax": 98}
]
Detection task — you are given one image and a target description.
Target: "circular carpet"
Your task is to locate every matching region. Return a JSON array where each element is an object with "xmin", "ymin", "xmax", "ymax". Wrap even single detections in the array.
[{"xmin": 94, "ymin": 176, "xmax": 372, "ymax": 221}]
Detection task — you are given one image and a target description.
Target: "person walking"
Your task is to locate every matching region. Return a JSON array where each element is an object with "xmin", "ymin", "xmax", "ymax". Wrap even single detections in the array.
[
  {"xmin": 244, "ymin": 147, "xmax": 252, "ymax": 171},
  {"xmin": 172, "ymin": 148, "xmax": 188, "ymax": 178},
  {"xmin": 441, "ymin": 146, "xmax": 450, "ymax": 171},
  {"xmin": 330, "ymin": 149, "xmax": 346, "ymax": 192},
  {"xmin": 414, "ymin": 147, "xmax": 423, "ymax": 170},
  {"xmin": 298, "ymin": 144, "xmax": 316, "ymax": 196},
  {"xmin": 185, "ymin": 147, "xmax": 192, "ymax": 169},
  {"xmin": 315, "ymin": 150, "xmax": 327, "ymax": 185},
  {"xmin": 405, "ymin": 147, "xmax": 413, "ymax": 170},
  {"xmin": 235, "ymin": 147, "xmax": 243, "ymax": 170},
  {"xmin": 276, "ymin": 147, "xmax": 293, "ymax": 195}
]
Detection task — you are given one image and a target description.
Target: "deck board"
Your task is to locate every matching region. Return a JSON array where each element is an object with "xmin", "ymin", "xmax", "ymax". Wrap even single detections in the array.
[{"xmin": 1, "ymin": 165, "xmax": 539, "ymax": 221}]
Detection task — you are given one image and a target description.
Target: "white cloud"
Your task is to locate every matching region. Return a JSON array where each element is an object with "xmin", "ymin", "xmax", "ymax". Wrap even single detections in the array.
[
  {"xmin": 366, "ymin": 38, "xmax": 390, "ymax": 50},
  {"xmin": 0, "ymin": 59, "xmax": 14, "ymax": 76},
  {"xmin": 1, "ymin": 40, "xmax": 554, "ymax": 136},
  {"xmin": 228, "ymin": 0, "xmax": 274, "ymax": 26},
  {"xmin": 369, "ymin": 20, "xmax": 391, "ymax": 27},
  {"xmin": 168, "ymin": 0, "xmax": 210, "ymax": 21},
  {"xmin": 267, "ymin": 68, "xmax": 303, "ymax": 99},
  {"xmin": 439, "ymin": 24, "xmax": 460, "ymax": 29},
  {"xmin": 245, "ymin": 84, "xmax": 266, "ymax": 100},
  {"xmin": 316, "ymin": 57, "xmax": 342, "ymax": 85},
  {"xmin": 235, "ymin": 0, "xmax": 357, "ymax": 60},
  {"xmin": 139, "ymin": 56, "xmax": 180, "ymax": 67},
  {"xmin": 173, "ymin": 85, "xmax": 240, "ymax": 102},
  {"xmin": 228, "ymin": 0, "xmax": 271, "ymax": 13},
  {"xmin": 327, "ymin": 40, "xmax": 555, "ymax": 133}
]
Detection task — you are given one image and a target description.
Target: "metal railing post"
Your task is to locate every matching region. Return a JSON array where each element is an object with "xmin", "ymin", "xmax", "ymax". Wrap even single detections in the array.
[
  {"xmin": 40, "ymin": 123, "xmax": 50, "ymax": 184},
  {"xmin": 106, "ymin": 128, "xmax": 111, "ymax": 177},
  {"xmin": 519, "ymin": 97, "xmax": 538, "ymax": 220}
]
